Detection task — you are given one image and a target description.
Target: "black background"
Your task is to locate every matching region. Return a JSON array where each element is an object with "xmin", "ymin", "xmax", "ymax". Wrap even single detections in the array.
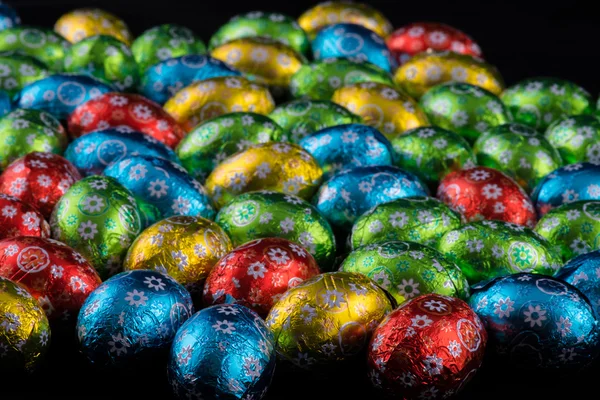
[{"xmin": 4, "ymin": 0, "xmax": 600, "ymax": 399}]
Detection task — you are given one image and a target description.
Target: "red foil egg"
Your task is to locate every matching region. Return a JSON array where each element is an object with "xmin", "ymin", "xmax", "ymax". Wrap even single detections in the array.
[
  {"xmin": 386, "ymin": 22, "xmax": 482, "ymax": 65},
  {"xmin": 437, "ymin": 166, "xmax": 537, "ymax": 227},
  {"xmin": 367, "ymin": 294, "xmax": 487, "ymax": 400},
  {"xmin": 0, "ymin": 194, "xmax": 50, "ymax": 240},
  {"xmin": 203, "ymin": 238, "xmax": 321, "ymax": 317},
  {"xmin": 67, "ymin": 92, "xmax": 185, "ymax": 148},
  {"xmin": 0, "ymin": 152, "xmax": 81, "ymax": 219},
  {"xmin": 0, "ymin": 236, "xmax": 101, "ymax": 322}
]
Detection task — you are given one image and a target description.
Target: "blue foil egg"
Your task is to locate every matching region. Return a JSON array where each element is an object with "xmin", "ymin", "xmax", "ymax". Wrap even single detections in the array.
[
  {"xmin": 313, "ymin": 165, "xmax": 428, "ymax": 231},
  {"xmin": 312, "ymin": 24, "xmax": 396, "ymax": 73},
  {"xmin": 14, "ymin": 74, "xmax": 114, "ymax": 120},
  {"xmin": 532, "ymin": 162, "xmax": 600, "ymax": 216},
  {"xmin": 77, "ymin": 270, "xmax": 194, "ymax": 367},
  {"xmin": 0, "ymin": 89, "xmax": 10, "ymax": 116},
  {"xmin": 299, "ymin": 123, "xmax": 394, "ymax": 179},
  {"xmin": 103, "ymin": 155, "xmax": 215, "ymax": 221},
  {"xmin": 0, "ymin": 3, "xmax": 19, "ymax": 30},
  {"xmin": 139, "ymin": 54, "xmax": 241, "ymax": 104},
  {"xmin": 470, "ymin": 273, "xmax": 600, "ymax": 370},
  {"xmin": 556, "ymin": 250, "xmax": 600, "ymax": 319},
  {"xmin": 65, "ymin": 128, "xmax": 180, "ymax": 176},
  {"xmin": 168, "ymin": 304, "xmax": 276, "ymax": 400}
]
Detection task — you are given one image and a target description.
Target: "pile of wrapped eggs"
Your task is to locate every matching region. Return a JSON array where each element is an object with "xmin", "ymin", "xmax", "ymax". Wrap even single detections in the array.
[{"xmin": 2, "ymin": 2, "xmax": 600, "ymax": 400}]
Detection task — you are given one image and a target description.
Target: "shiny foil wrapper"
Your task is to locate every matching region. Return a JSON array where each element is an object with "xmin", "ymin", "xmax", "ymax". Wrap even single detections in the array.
[
  {"xmin": 176, "ymin": 112, "xmax": 284, "ymax": 180},
  {"xmin": 556, "ymin": 250, "xmax": 600, "ymax": 318},
  {"xmin": 15, "ymin": 74, "xmax": 113, "ymax": 120},
  {"xmin": 0, "ymin": 152, "xmax": 81, "ymax": 218},
  {"xmin": 68, "ymin": 92, "xmax": 186, "ymax": 148},
  {"xmin": 298, "ymin": 1, "xmax": 392, "ymax": 39},
  {"xmin": 210, "ymin": 11, "xmax": 310, "ymax": 56},
  {"xmin": 205, "ymin": 142, "xmax": 323, "ymax": 209},
  {"xmin": 391, "ymin": 126, "xmax": 476, "ymax": 190},
  {"xmin": 65, "ymin": 128, "xmax": 180, "ymax": 176},
  {"xmin": 314, "ymin": 165, "xmax": 428, "ymax": 231},
  {"xmin": 168, "ymin": 304, "xmax": 276, "ymax": 400},
  {"xmin": 474, "ymin": 123, "xmax": 562, "ymax": 193},
  {"xmin": 368, "ymin": 294, "xmax": 486, "ymax": 399},
  {"xmin": 437, "ymin": 220, "xmax": 562, "ymax": 284},
  {"xmin": 132, "ymin": 24, "xmax": 206, "ymax": 73},
  {"xmin": 64, "ymin": 35, "xmax": 138, "ymax": 91},
  {"xmin": 270, "ymin": 99, "xmax": 360, "ymax": 143},
  {"xmin": 341, "ymin": 241, "xmax": 469, "ymax": 304},
  {"xmin": 266, "ymin": 271, "xmax": 393, "ymax": 369},
  {"xmin": 290, "ymin": 58, "xmax": 394, "ymax": 101},
  {"xmin": 0, "ymin": 27, "xmax": 69, "ymax": 71},
  {"xmin": 437, "ymin": 166, "xmax": 537, "ymax": 227},
  {"xmin": 54, "ymin": 8, "xmax": 132, "ymax": 44},
  {"xmin": 0, "ymin": 3, "xmax": 20, "ymax": 30},
  {"xmin": 124, "ymin": 216, "xmax": 232, "ymax": 290},
  {"xmin": 395, "ymin": 51, "xmax": 503, "ymax": 100},
  {"xmin": 535, "ymin": 200, "xmax": 600, "ymax": 262},
  {"xmin": 163, "ymin": 76, "xmax": 275, "ymax": 132},
  {"xmin": 350, "ymin": 196, "xmax": 462, "ymax": 250},
  {"xmin": 501, "ymin": 77, "xmax": 593, "ymax": 131},
  {"xmin": 421, "ymin": 82, "xmax": 509, "ymax": 143},
  {"xmin": 77, "ymin": 269, "xmax": 193, "ymax": 367},
  {"xmin": 0, "ymin": 54, "xmax": 49, "ymax": 97},
  {"xmin": 312, "ymin": 23, "xmax": 395, "ymax": 73},
  {"xmin": 104, "ymin": 155, "xmax": 215, "ymax": 221},
  {"xmin": 332, "ymin": 82, "xmax": 429, "ymax": 139},
  {"xmin": 0, "ymin": 194, "xmax": 50, "ymax": 240},
  {"xmin": 0, "ymin": 236, "xmax": 101, "ymax": 321},
  {"xmin": 50, "ymin": 175, "xmax": 142, "ymax": 278},
  {"xmin": 0, "ymin": 108, "xmax": 67, "ymax": 169},
  {"xmin": 470, "ymin": 273, "xmax": 600, "ymax": 370},
  {"xmin": 203, "ymin": 238, "xmax": 321, "ymax": 317},
  {"xmin": 139, "ymin": 54, "xmax": 241, "ymax": 105},
  {"xmin": 215, "ymin": 191, "xmax": 336, "ymax": 270},
  {"xmin": 299, "ymin": 123, "xmax": 394, "ymax": 179},
  {"xmin": 545, "ymin": 115, "xmax": 600, "ymax": 164},
  {"xmin": 532, "ymin": 162, "xmax": 600, "ymax": 215},
  {"xmin": 387, "ymin": 22, "xmax": 482, "ymax": 65},
  {"xmin": 0, "ymin": 276, "xmax": 51, "ymax": 372},
  {"xmin": 0, "ymin": 90, "xmax": 11, "ymax": 117}
]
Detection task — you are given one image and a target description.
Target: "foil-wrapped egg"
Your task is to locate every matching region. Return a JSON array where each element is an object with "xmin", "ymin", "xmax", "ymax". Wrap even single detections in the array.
[
  {"xmin": 0, "ymin": 89, "xmax": 11, "ymax": 116},
  {"xmin": 340, "ymin": 241, "xmax": 469, "ymax": 304},
  {"xmin": 470, "ymin": 273, "xmax": 600, "ymax": 370},
  {"xmin": 0, "ymin": 27, "xmax": 69, "ymax": 71},
  {"xmin": 215, "ymin": 191, "xmax": 336, "ymax": 270},
  {"xmin": 556, "ymin": 250, "xmax": 600, "ymax": 318},
  {"xmin": 350, "ymin": 196, "xmax": 462, "ymax": 250},
  {"xmin": 205, "ymin": 142, "xmax": 323, "ymax": 209},
  {"xmin": 501, "ymin": 77, "xmax": 593, "ymax": 131},
  {"xmin": 437, "ymin": 220, "xmax": 562, "ymax": 284},
  {"xmin": 545, "ymin": 115, "xmax": 600, "ymax": 164},
  {"xmin": 168, "ymin": 304, "xmax": 275, "ymax": 400},
  {"xmin": 0, "ymin": 54, "xmax": 49, "ymax": 97},
  {"xmin": 203, "ymin": 238, "xmax": 321, "ymax": 317},
  {"xmin": 0, "ymin": 3, "xmax": 20, "ymax": 31},
  {"xmin": 0, "ymin": 152, "xmax": 81, "ymax": 218},
  {"xmin": 77, "ymin": 270, "xmax": 193, "ymax": 367},
  {"xmin": 54, "ymin": 8, "xmax": 132, "ymax": 44},
  {"xmin": 0, "ymin": 194, "xmax": 50, "ymax": 240}
]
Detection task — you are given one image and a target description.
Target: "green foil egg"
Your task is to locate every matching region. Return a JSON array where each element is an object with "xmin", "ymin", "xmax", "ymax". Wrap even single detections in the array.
[
  {"xmin": 0, "ymin": 27, "xmax": 69, "ymax": 71},
  {"xmin": 420, "ymin": 82, "xmax": 509, "ymax": 143},
  {"xmin": 350, "ymin": 196, "xmax": 462, "ymax": 250},
  {"xmin": 437, "ymin": 220, "xmax": 562, "ymax": 285},
  {"xmin": 49, "ymin": 175, "xmax": 142, "ymax": 279},
  {"xmin": 340, "ymin": 240, "xmax": 469, "ymax": 304},
  {"xmin": 0, "ymin": 53, "xmax": 49, "ymax": 96},
  {"xmin": 215, "ymin": 190, "xmax": 336, "ymax": 270},
  {"xmin": 474, "ymin": 123, "xmax": 562, "ymax": 192},
  {"xmin": 545, "ymin": 115, "xmax": 600, "ymax": 164},
  {"xmin": 501, "ymin": 77, "xmax": 593, "ymax": 131}
]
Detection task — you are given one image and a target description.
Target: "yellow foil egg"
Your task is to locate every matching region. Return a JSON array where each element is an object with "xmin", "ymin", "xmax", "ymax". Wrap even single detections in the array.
[
  {"xmin": 54, "ymin": 8, "xmax": 132, "ymax": 45},
  {"xmin": 266, "ymin": 271, "xmax": 393, "ymax": 368},
  {"xmin": 210, "ymin": 37, "xmax": 306, "ymax": 91},
  {"xmin": 205, "ymin": 142, "xmax": 323, "ymax": 209},
  {"xmin": 298, "ymin": 2, "xmax": 393, "ymax": 39},
  {"xmin": 123, "ymin": 216, "xmax": 233, "ymax": 292},
  {"xmin": 332, "ymin": 82, "xmax": 429, "ymax": 139},
  {"xmin": 164, "ymin": 76, "xmax": 275, "ymax": 132},
  {"xmin": 394, "ymin": 51, "xmax": 505, "ymax": 99}
]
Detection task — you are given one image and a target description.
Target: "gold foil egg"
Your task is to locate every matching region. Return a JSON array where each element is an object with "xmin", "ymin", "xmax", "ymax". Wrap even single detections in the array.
[
  {"xmin": 394, "ymin": 51, "xmax": 505, "ymax": 99},
  {"xmin": 54, "ymin": 8, "xmax": 132, "ymax": 45},
  {"xmin": 332, "ymin": 82, "xmax": 429, "ymax": 139},
  {"xmin": 163, "ymin": 76, "xmax": 275, "ymax": 131},
  {"xmin": 123, "ymin": 216, "xmax": 232, "ymax": 292},
  {"xmin": 205, "ymin": 142, "xmax": 323, "ymax": 209}
]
